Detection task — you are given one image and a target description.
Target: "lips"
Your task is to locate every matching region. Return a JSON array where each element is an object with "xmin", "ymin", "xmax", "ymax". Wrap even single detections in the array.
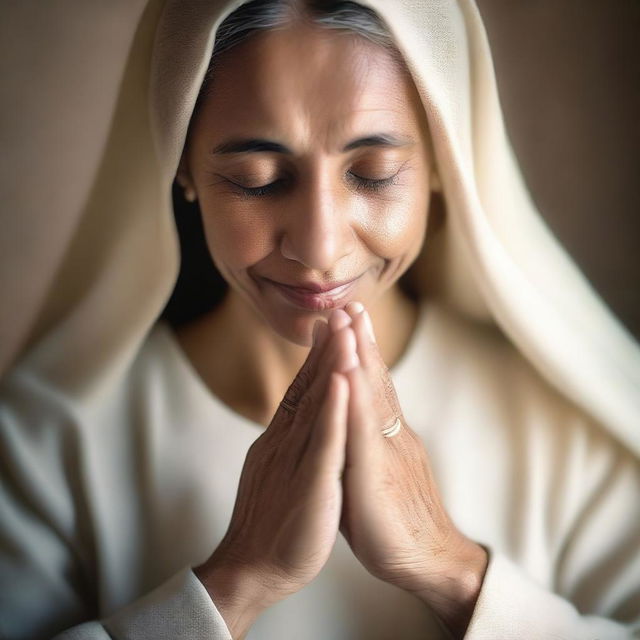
[{"xmin": 263, "ymin": 276, "xmax": 361, "ymax": 311}]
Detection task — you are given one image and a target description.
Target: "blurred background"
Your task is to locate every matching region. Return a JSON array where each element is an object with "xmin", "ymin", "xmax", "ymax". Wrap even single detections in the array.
[{"xmin": 476, "ymin": 0, "xmax": 640, "ymax": 340}]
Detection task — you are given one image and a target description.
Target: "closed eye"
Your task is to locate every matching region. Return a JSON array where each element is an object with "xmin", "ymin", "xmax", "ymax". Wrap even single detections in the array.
[
  {"xmin": 346, "ymin": 170, "xmax": 400, "ymax": 192},
  {"xmin": 209, "ymin": 173, "xmax": 287, "ymax": 198},
  {"xmin": 231, "ymin": 179, "xmax": 285, "ymax": 197}
]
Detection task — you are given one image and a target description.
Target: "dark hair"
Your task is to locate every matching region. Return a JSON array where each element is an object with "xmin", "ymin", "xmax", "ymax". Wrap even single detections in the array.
[
  {"xmin": 193, "ymin": 0, "xmax": 401, "ymax": 110},
  {"xmin": 212, "ymin": 0, "xmax": 395, "ymax": 57}
]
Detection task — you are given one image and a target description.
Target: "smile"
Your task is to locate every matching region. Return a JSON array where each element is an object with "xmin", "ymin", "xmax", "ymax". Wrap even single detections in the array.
[{"xmin": 264, "ymin": 276, "xmax": 362, "ymax": 311}]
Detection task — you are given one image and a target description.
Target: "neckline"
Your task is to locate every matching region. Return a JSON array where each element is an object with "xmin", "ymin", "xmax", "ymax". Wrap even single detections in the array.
[{"xmin": 156, "ymin": 300, "xmax": 431, "ymax": 432}]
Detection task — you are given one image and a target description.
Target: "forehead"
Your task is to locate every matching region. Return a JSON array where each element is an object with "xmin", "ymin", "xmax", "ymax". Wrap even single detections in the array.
[{"xmin": 196, "ymin": 24, "xmax": 423, "ymax": 148}]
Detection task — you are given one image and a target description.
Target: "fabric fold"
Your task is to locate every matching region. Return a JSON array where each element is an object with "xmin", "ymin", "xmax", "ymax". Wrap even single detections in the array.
[
  {"xmin": 53, "ymin": 569, "xmax": 231, "ymax": 640},
  {"xmin": 466, "ymin": 550, "xmax": 637, "ymax": 639}
]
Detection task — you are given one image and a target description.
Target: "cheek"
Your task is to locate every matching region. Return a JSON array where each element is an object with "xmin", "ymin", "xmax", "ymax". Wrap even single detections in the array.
[
  {"xmin": 359, "ymin": 188, "xmax": 428, "ymax": 260},
  {"xmin": 200, "ymin": 203, "xmax": 275, "ymax": 271}
]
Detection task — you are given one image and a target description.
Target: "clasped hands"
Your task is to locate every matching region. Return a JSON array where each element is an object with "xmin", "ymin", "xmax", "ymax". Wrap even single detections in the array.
[{"xmin": 195, "ymin": 303, "xmax": 487, "ymax": 639}]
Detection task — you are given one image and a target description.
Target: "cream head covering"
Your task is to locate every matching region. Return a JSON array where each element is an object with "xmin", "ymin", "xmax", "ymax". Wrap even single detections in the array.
[{"xmin": 2, "ymin": 0, "xmax": 639, "ymax": 455}]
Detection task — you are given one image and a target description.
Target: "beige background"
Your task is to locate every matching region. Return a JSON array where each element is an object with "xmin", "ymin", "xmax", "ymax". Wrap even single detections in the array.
[{"xmin": 476, "ymin": 0, "xmax": 640, "ymax": 340}]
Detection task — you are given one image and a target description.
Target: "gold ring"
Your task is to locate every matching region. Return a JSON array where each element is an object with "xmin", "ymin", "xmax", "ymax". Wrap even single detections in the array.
[{"xmin": 381, "ymin": 418, "xmax": 402, "ymax": 438}]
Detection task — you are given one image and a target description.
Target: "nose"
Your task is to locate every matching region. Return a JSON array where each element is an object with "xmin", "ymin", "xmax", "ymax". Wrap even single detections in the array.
[{"xmin": 279, "ymin": 176, "xmax": 356, "ymax": 271}]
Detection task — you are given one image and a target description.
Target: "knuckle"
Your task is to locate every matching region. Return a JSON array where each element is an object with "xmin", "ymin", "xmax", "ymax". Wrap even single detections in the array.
[
  {"xmin": 296, "ymin": 391, "xmax": 315, "ymax": 416},
  {"xmin": 284, "ymin": 368, "xmax": 313, "ymax": 404},
  {"xmin": 291, "ymin": 390, "xmax": 318, "ymax": 425}
]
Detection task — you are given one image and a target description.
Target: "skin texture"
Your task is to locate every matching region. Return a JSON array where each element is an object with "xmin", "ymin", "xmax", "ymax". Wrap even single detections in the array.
[
  {"xmin": 178, "ymin": 23, "xmax": 431, "ymax": 340},
  {"xmin": 179, "ymin": 22, "xmax": 487, "ymax": 640}
]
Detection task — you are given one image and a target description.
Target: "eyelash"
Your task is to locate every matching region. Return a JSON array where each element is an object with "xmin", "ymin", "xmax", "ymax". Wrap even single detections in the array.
[
  {"xmin": 234, "ymin": 180, "xmax": 285, "ymax": 198},
  {"xmin": 230, "ymin": 172, "xmax": 399, "ymax": 198},
  {"xmin": 346, "ymin": 171, "xmax": 399, "ymax": 192}
]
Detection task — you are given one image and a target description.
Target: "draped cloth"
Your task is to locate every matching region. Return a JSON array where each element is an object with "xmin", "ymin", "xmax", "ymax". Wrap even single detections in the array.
[
  {"xmin": 2, "ymin": 1, "xmax": 640, "ymax": 638},
  {"xmin": 2, "ymin": 0, "xmax": 638, "ymax": 454}
]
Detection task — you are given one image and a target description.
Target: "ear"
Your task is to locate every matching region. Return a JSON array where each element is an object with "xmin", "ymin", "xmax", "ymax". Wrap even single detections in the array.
[{"xmin": 176, "ymin": 153, "xmax": 197, "ymax": 203}]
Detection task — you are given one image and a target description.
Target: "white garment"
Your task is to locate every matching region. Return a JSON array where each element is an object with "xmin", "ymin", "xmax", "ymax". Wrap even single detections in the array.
[
  {"xmin": 1, "ymin": 0, "xmax": 639, "ymax": 638},
  {"xmin": 1, "ymin": 302, "xmax": 638, "ymax": 639}
]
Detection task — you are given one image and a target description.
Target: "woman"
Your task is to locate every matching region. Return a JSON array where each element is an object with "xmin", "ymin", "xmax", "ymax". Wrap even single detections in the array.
[{"xmin": 1, "ymin": 1, "xmax": 639, "ymax": 639}]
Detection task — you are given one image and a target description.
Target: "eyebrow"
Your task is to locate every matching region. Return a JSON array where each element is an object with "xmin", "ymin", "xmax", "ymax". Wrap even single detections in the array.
[
  {"xmin": 342, "ymin": 134, "xmax": 412, "ymax": 151},
  {"xmin": 211, "ymin": 139, "xmax": 290, "ymax": 154},
  {"xmin": 210, "ymin": 133, "xmax": 413, "ymax": 155}
]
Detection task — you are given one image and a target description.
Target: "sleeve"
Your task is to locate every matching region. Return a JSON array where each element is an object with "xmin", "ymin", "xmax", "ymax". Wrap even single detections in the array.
[
  {"xmin": 464, "ymin": 424, "xmax": 640, "ymax": 639},
  {"xmin": 465, "ymin": 551, "xmax": 638, "ymax": 640},
  {"xmin": 0, "ymin": 432, "xmax": 233, "ymax": 640},
  {"xmin": 0, "ymin": 378, "xmax": 232, "ymax": 640},
  {"xmin": 51, "ymin": 570, "xmax": 231, "ymax": 640}
]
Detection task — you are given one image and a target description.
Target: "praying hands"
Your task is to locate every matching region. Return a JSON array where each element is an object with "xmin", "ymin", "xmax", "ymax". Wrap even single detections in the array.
[{"xmin": 195, "ymin": 303, "xmax": 488, "ymax": 640}]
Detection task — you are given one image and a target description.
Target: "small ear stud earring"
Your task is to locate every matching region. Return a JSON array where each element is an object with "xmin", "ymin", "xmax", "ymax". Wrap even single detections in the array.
[{"xmin": 184, "ymin": 187, "xmax": 197, "ymax": 203}]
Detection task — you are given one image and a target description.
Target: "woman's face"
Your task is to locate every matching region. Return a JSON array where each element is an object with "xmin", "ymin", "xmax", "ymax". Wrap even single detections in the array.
[{"xmin": 180, "ymin": 23, "xmax": 434, "ymax": 345}]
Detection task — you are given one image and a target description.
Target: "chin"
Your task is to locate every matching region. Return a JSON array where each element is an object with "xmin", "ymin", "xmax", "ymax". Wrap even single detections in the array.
[
  {"xmin": 267, "ymin": 308, "xmax": 326, "ymax": 347},
  {"xmin": 256, "ymin": 295, "xmax": 350, "ymax": 347},
  {"xmin": 247, "ymin": 286, "xmax": 353, "ymax": 347}
]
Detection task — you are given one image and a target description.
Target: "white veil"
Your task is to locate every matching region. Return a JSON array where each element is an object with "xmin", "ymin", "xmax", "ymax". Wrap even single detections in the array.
[{"xmin": 2, "ymin": 0, "xmax": 639, "ymax": 457}]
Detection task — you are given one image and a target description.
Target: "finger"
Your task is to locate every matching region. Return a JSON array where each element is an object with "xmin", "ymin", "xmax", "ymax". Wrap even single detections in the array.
[
  {"xmin": 282, "ymin": 327, "xmax": 358, "ymax": 464},
  {"xmin": 269, "ymin": 319, "xmax": 330, "ymax": 432},
  {"xmin": 347, "ymin": 362, "xmax": 414, "ymax": 469},
  {"xmin": 345, "ymin": 364, "xmax": 385, "ymax": 468},
  {"xmin": 344, "ymin": 303, "xmax": 402, "ymax": 422},
  {"xmin": 300, "ymin": 372, "xmax": 349, "ymax": 480},
  {"xmin": 344, "ymin": 302, "xmax": 378, "ymax": 370},
  {"xmin": 291, "ymin": 325, "xmax": 357, "ymax": 427},
  {"xmin": 328, "ymin": 308, "xmax": 352, "ymax": 333}
]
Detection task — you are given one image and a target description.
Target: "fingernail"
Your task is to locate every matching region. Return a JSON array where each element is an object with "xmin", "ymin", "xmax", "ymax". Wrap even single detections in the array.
[
  {"xmin": 363, "ymin": 310, "xmax": 376, "ymax": 343},
  {"xmin": 329, "ymin": 309, "xmax": 352, "ymax": 332},
  {"xmin": 347, "ymin": 301, "xmax": 364, "ymax": 315}
]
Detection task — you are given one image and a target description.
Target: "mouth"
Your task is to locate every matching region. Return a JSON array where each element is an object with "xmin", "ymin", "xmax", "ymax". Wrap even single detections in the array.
[{"xmin": 263, "ymin": 276, "xmax": 362, "ymax": 311}]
